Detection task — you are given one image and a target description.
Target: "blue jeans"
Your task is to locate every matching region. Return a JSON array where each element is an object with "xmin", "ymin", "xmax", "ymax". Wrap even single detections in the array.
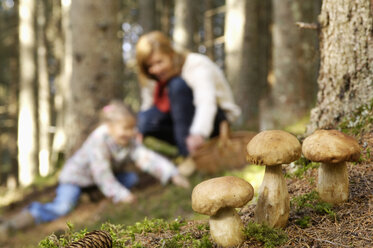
[
  {"xmin": 138, "ymin": 76, "xmax": 226, "ymax": 156},
  {"xmin": 28, "ymin": 172, "xmax": 138, "ymax": 223}
]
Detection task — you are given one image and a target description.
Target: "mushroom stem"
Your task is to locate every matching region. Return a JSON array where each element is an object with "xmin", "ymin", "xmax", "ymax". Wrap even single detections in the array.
[
  {"xmin": 209, "ymin": 207, "xmax": 245, "ymax": 247},
  {"xmin": 317, "ymin": 162, "xmax": 349, "ymax": 204},
  {"xmin": 254, "ymin": 164, "xmax": 289, "ymax": 228}
]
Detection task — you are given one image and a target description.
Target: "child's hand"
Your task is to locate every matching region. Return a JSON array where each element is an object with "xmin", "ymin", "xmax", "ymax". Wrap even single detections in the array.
[
  {"xmin": 136, "ymin": 133, "xmax": 144, "ymax": 144},
  {"xmin": 120, "ymin": 193, "xmax": 137, "ymax": 204},
  {"xmin": 171, "ymin": 174, "xmax": 190, "ymax": 189}
]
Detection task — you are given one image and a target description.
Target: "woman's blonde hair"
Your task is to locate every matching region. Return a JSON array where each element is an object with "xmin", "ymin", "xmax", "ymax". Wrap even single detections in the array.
[
  {"xmin": 100, "ymin": 100, "xmax": 135, "ymax": 123},
  {"xmin": 135, "ymin": 31, "xmax": 185, "ymax": 84}
]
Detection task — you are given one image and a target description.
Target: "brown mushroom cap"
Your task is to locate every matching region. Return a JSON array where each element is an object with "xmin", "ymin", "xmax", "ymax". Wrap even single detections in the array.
[
  {"xmin": 302, "ymin": 129, "xmax": 360, "ymax": 163},
  {"xmin": 191, "ymin": 176, "xmax": 254, "ymax": 216},
  {"xmin": 246, "ymin": 130, "xmax": 301, "ymax": 166}
]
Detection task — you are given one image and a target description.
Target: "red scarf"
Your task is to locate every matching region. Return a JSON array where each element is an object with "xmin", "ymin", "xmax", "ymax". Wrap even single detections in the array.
[{"xmin": 154, "ymin": 81, "xmax": 170, "ymax": 113}]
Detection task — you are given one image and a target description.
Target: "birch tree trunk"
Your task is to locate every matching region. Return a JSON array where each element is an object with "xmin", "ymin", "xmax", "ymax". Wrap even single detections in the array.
[
  {"xmin": 37, "ymin": 0, "xmax": 52, "ymax": 177},
  {"xmin": 18, "ymin": 0, "xmax": 38, "ymax": 186},
  {"xmin": 64, "ymin": 0, "xmax": 124, "ymax": 157},
  {"xmin": 224, "ymin": 0, "xmax": 261, "ymax": 130},
  {"xmin": 173, "ymin": 0, "xmax": 195, "ymax": 51},
  {"xmin": 307, "ymin": 0, "xmax": 373, "ymax": 133}
]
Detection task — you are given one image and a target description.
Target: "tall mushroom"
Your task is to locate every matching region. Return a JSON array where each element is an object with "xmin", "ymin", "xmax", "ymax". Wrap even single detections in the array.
[
  {"xmin": 246, "ymin": 130, "xmax": 301, "ymax": 228},
  {"xmin": 302, "ymin": 129, "xmax": 360, "ymax": 204},
  {"xmin": 191, "ymin": 176, "xmax": 254, "ymax": 247}
]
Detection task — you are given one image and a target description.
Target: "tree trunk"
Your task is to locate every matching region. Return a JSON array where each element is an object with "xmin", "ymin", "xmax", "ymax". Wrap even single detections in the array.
[
  {"xmin": 0, "ymin": 0, "xmax": 19, "ymax": 188},
  {"xmin": 64, "ymin": 0, "xmax": 124, "ymax": 157},
  {"xmin": 173, "ymin": 0, "xmax": 195, "ymax": 51},
  {"xmin": 37, "ymin": 0, "xmax": 52, "ymax": 177},
  {"xmin": 157, "ymin": 0, "xmax": 172, "ymax": 35},
  {"xmin": 48, "ymin": 0, "xmax": 65, "ymax": 167},
  {"xmin": 139, "ymin": 0, "xmax": 157, "ymax": 33},
  {"xmin": 257, "ymin": 0, "xmax": 272, "ymax": 131},
  {"xmin": 307, "ymin": 0, "xmax": 373, "ymax": 133},
  {"xmin": 225, "ymin": 0, "xmax": 261, "ymax": 130},
  {"xmin": 203, "ymin": 0, "xmax": 215, "ymax": 60},
  {"xmin": 261, "ymin": 0, "xmax": 320, "ymax": 131},
  {"xmin": 18, "ymin": 0, "xmax": 38, "ymax": 186}
]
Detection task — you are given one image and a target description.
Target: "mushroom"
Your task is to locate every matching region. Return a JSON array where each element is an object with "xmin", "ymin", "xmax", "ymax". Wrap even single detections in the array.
[
  {"xmin": 191, "ymin": 176, "xmax": 254, "ymax": 247},
  {"xmin": 302, "ymin": 129, "xmax": 360, "ymax": 204},
  {"xmin": 246, "ymin": 130, "xmax": 301, "ymax": 228}
]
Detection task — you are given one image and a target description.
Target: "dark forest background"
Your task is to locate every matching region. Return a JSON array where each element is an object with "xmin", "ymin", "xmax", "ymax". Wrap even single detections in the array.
[{"xmin": 0, "ymin": 0, "xmax": 371, "ymax": 195}]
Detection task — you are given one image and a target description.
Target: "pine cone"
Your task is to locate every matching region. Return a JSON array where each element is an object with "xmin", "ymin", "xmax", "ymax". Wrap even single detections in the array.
[{"xmin": 67, "ymin": 230, "xmax": 112, "ymax": 248}]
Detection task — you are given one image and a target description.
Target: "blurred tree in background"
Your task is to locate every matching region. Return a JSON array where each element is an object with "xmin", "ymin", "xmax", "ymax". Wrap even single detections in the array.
[{"xmin": 1, "ymin": 0, "xmax": 370, "ymax": 190}]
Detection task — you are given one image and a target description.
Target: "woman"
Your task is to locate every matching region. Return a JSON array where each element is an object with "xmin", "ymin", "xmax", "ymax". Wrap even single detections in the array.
[{"xmin": 136, "ymin": 31, "xmax": 241, "ymax": 156}]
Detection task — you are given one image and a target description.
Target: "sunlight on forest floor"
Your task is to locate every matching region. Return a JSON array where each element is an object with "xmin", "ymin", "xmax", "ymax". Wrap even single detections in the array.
[
  {"xmin": 225, "ymin": 164, "xmax": 265, "ymax": 202},
  {"xmin": 284, "ymin": 115, "xmax": 310, "ymax": 135}
]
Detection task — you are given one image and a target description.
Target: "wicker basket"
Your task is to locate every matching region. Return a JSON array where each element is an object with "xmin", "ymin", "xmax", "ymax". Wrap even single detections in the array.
[{"xmin": 192, "ymin": 121, "xmax": 257, "ymax": 174}]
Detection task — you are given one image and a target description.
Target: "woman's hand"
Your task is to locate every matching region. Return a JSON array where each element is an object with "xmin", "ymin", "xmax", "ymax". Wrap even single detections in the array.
[
  {"xmin": 186, "ymin": 134, "xmax": 205, "ymax": 155},
  {"xmin": 171, "ymin": 174, "xmax": 190, "ymax": 189}
]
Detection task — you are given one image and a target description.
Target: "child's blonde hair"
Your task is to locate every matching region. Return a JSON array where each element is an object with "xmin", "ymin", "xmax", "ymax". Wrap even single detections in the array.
[{"xmin": 100, "ymin": 100, "xmax": 135, "ymax": 123}]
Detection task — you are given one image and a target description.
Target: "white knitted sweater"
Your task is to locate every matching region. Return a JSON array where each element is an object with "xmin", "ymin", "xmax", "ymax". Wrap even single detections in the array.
[{"xmin": 140, "ymin": 53, "xmax": 241, "ymax": 137}]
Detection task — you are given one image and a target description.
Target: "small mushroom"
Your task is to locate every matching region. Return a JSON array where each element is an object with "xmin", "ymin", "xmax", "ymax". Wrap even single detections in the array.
[
  {"xmin": 246, "ymin": 130, "xmax": 301, "ymax": 228},
  {"xmin": 302, "ymin": 129, "xmax": 360, "ymax": 204},
  {"xmin": 191, "ymin": 176, "xmax": 254, "ymax": 247}
]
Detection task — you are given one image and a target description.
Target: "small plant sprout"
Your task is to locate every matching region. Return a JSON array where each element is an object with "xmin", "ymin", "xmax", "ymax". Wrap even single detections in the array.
[
  {"xmin": 191, "ymin": 176, "xmax": 254, "ymax": 247},
  {"xmin": 302, "ymin": 129, "xmax": 361, "ymax": 204},
  {"xmin": 246, "ymin": 130, "xmax": 301, "ymax": 228}
]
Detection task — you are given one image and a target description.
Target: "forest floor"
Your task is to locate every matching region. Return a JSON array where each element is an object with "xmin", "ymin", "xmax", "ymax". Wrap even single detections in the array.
[{"xmin": 0, "ymin": 128, "xmax": 372, "ymax": 247}]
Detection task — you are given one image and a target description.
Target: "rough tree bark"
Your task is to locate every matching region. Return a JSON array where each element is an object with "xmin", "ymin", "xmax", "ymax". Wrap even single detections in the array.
[
  {"xmin": 307, "ymin": 0, "xmax": 373, "ymax": 133},
  {"xmin": 64, "ymin": 0, "xmax": 124, "ymax": 157}
]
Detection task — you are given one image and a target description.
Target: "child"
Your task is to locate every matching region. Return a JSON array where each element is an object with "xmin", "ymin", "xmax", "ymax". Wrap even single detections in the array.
[{"xmin": 0, "ymin": 100, "xmax": 190, "ymax": 236}]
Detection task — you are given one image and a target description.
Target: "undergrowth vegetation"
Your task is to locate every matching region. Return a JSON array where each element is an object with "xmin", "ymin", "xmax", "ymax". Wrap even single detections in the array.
[
  {"xmin": 39, "ymin": 217, "xmax": 290, "ymax": 248},
  {"xmin": 291, "ymin": 190, "xmax": 337, "ymax": 228},
  {"xmin": 338, "ymin": 98, "xmax": 373, "ymax": 137},
  {"xmin": 244, "ymin": 222, "xmax": 288, "ymax": 248},
  {"xmin": 24, "ymin": 100, "xmax": 373, "ymax": 247}
]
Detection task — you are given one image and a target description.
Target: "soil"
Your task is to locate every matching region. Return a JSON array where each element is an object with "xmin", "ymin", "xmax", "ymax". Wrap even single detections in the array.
[{"xmin": 0, "ymin": 132, "xmax": 372, "ymax": 248}]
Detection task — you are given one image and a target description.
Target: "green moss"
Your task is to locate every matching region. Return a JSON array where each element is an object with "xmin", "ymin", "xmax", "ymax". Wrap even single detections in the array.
[
  {"xmin": 162, "ymin": 233, "xmax": 212, "ymax": 248},
  {"xmin": 143, "ymin": 136, "xmax": 179, "ymax": 157},
  {"xmin": 244, "ymin": 222, "xmax": 288, "ymax": 248},
  {"xmin": 39, "ymin": 218, "xmax": 212, "ymax": 248},
  {"xmin": 285, "ymin": 156, "xmax": 320, "ymax": 179},
  {"xmin": 338, "ymin": 98, "xmax": 373, "ymax": 137},
  {"xmin": 39, "ymin": 222, "xmax": 90, "ymax": 248},
  {"xmin": 125, "ymin": 217, "xmax": 186, "ymax": 236},
  {"xmin": 291, "ymin": 190, "xmax": 337, "ymax": 228},
  {"xmin": 295, "ymin": 216, "xmax": 311, "ymax": 228}
]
